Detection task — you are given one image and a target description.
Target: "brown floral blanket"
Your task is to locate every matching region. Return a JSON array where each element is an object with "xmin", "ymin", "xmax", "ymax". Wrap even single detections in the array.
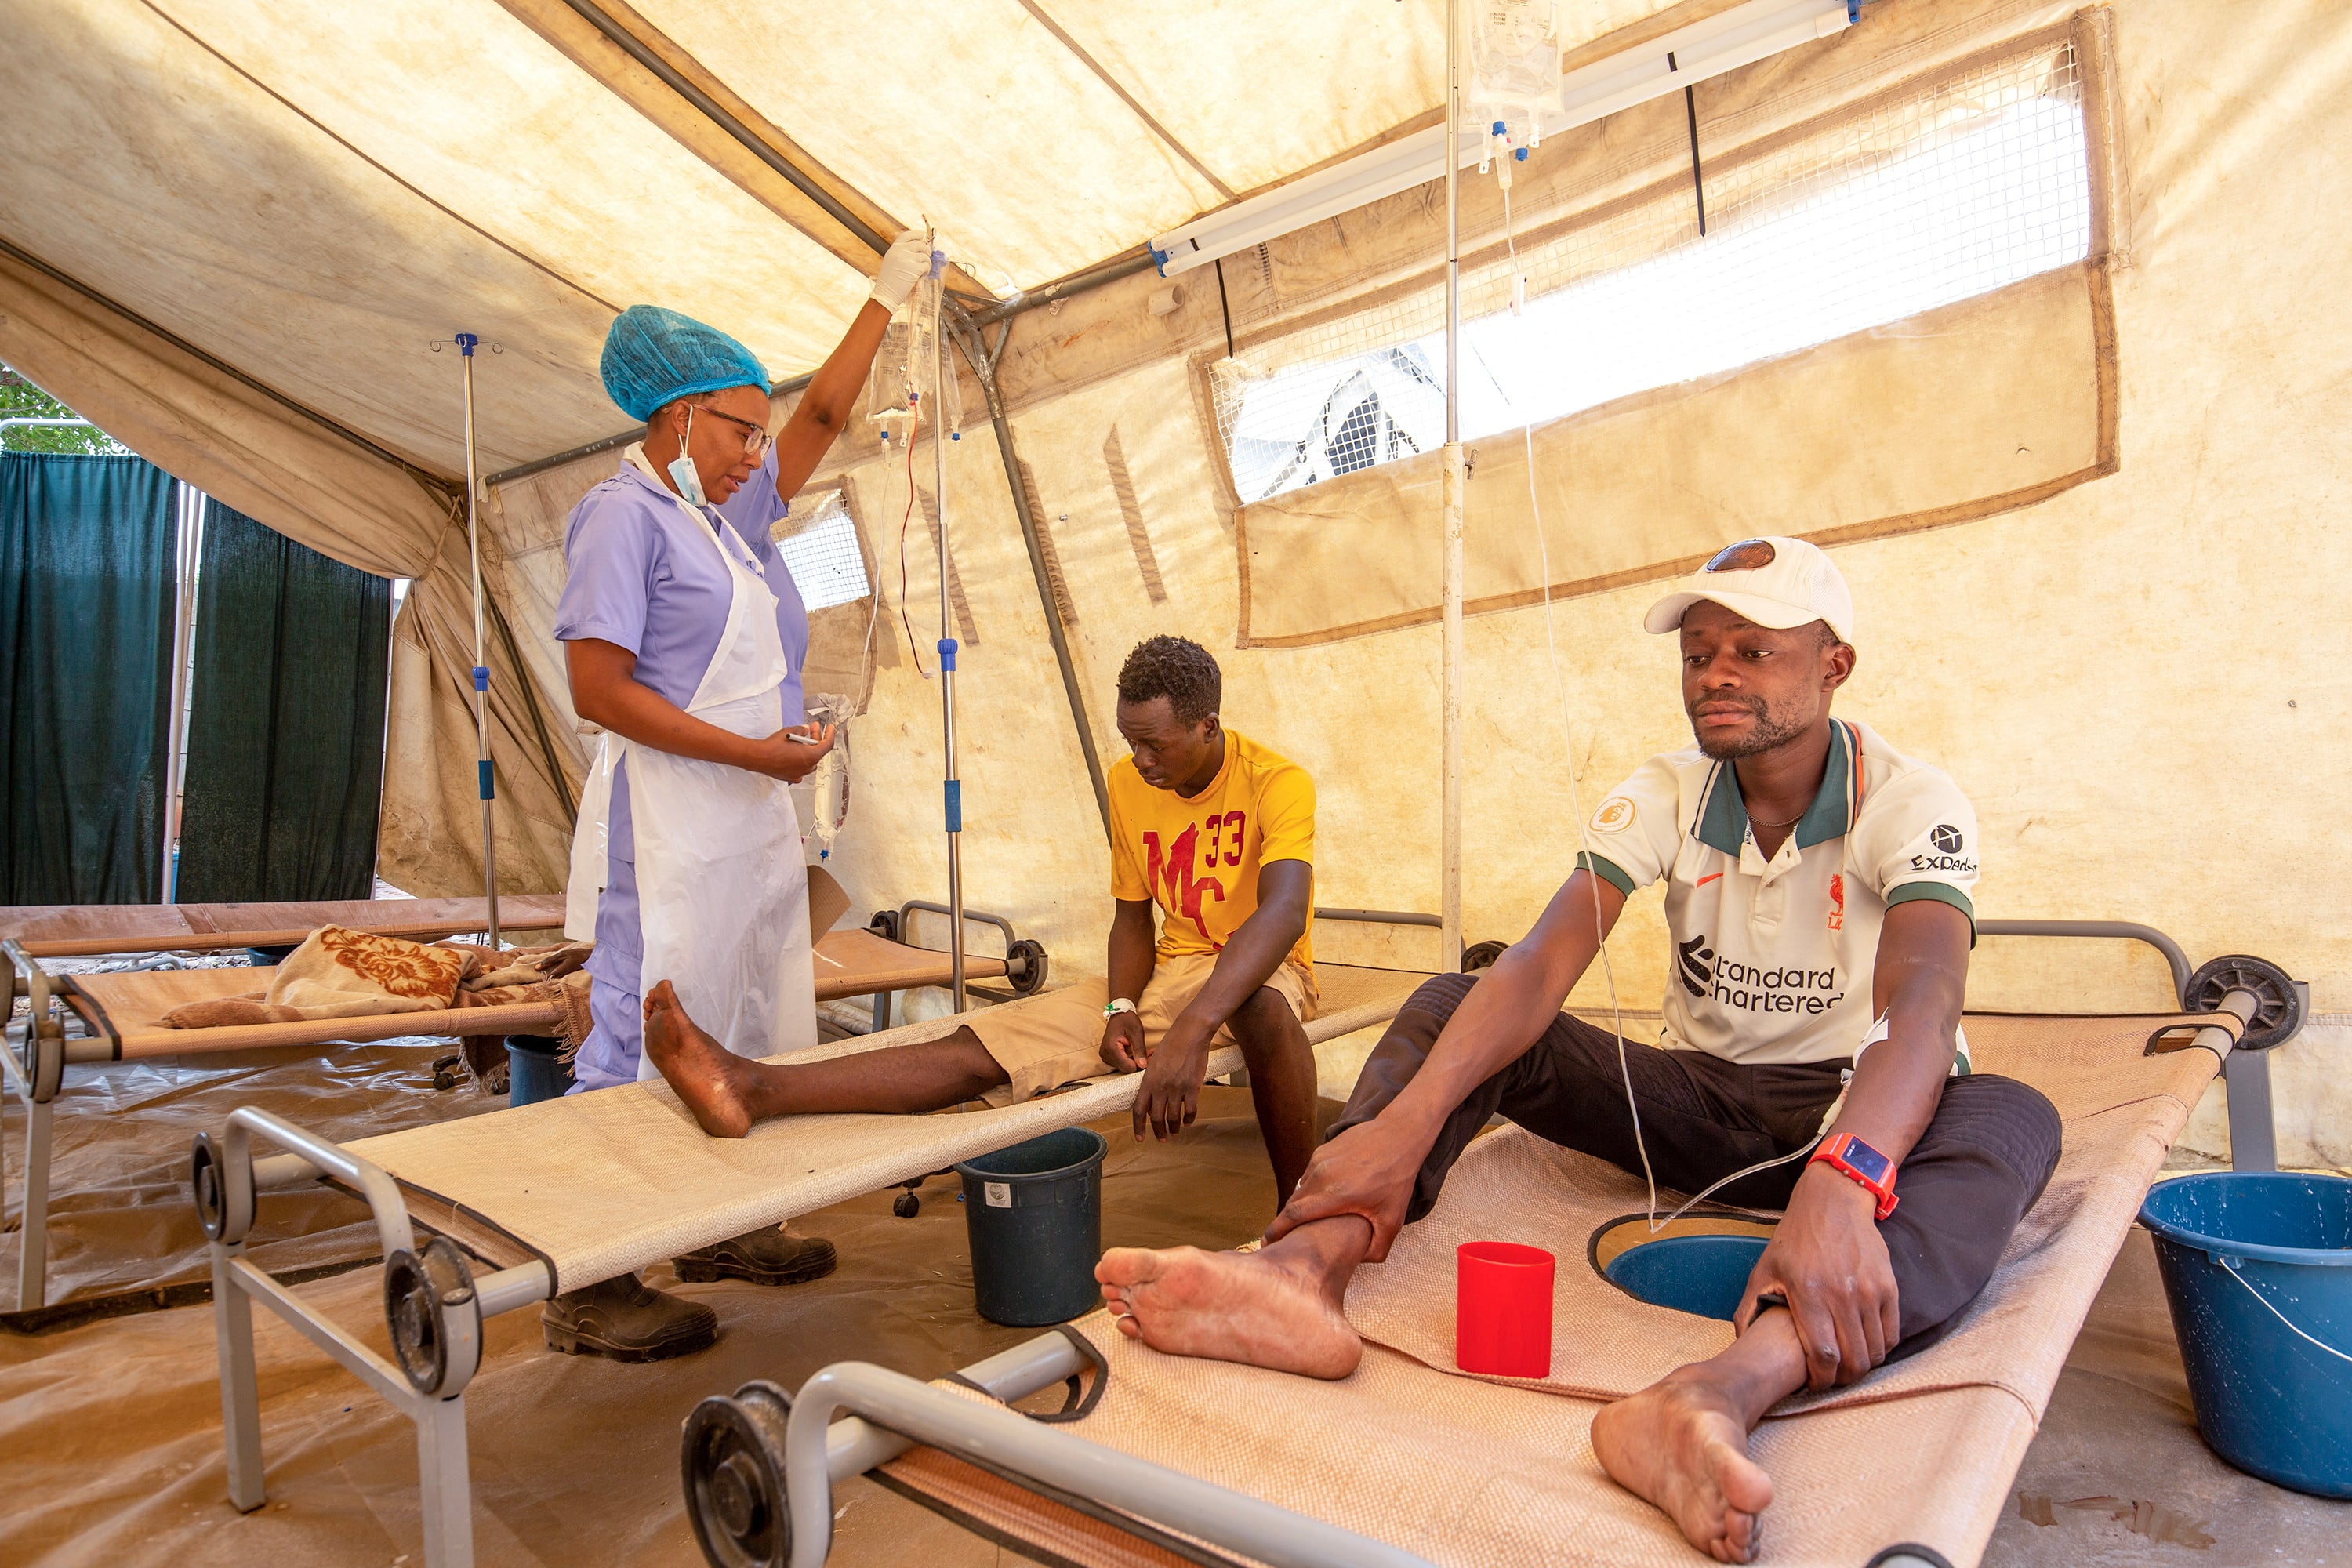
[{"xmin": 158, "ymin": 926, "xmax": 591, "ymax": 1029}]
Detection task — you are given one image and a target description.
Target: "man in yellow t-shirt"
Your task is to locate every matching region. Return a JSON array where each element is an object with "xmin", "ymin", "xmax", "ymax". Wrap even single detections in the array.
[{"xmin": 637, "ymin": 636, "xmax": 1325, "ymax": 1207}]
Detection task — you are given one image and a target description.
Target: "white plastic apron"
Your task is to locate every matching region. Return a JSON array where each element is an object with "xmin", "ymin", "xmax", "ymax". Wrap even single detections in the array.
[{"xmin": 564, "ymin": 448, "xmax": 815, "ymax": 1076}]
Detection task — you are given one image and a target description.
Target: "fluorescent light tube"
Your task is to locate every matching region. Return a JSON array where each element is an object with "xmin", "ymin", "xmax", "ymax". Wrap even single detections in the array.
[{"xmin": 1149, "ymin": 0, "xmax": 1855, "ymax": 278}]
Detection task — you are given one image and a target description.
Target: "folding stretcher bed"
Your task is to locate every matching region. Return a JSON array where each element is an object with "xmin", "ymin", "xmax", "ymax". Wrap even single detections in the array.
[
  {"xmin": 670, "ymin": 924, "xmax": 2306, "ymax": 1568},
  {"xmin": 191, "ymin": 963, "xmax": 1431, "ymax": 1567},
  {"xmin": 5, "ymin": 894, "xmax": 1048, "ymax": 1312}
]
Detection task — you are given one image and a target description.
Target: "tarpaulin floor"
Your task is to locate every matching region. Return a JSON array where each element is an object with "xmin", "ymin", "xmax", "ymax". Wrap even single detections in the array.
[
  {"xmin": 2, "ymin": 1034, "xmax": 507, "ymax": 1321},
  {"xmin": 3, "ymin": 1082, "xmax": 2344, "ymax": 1566}
]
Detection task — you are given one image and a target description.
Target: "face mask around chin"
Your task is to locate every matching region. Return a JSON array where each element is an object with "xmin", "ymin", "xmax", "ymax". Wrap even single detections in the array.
[{"xmin": 666, "ymin": 406, "xmax": 708, "ymax": 506}]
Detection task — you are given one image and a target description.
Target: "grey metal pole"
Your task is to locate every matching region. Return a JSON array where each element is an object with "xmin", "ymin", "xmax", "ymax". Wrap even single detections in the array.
[
  {"xmin": 1439, "ymin": 0, "xmax": 1466, "ymax": 973},
  {"xmin": 927, "ymin": 267, "xmax": 967, "ymax": 1011},
  {"xmin": 457, "ymin": 334, "xmax": 500, "ymax": 949},
  {"xmin": 162, "ymin": 481, "xmax": 204, "ymax": 902},
  {"xmin": 943, "ymin": 306, "xmax": 1112, "ymax": 838}
]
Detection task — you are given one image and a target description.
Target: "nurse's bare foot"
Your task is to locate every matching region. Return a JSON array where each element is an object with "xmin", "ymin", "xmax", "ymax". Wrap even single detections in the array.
[
  {"xmin": 1095, "ymin": 1244, "xmax": 1362, "ymax": 1380},
  {"xmin": 1592, "ymin": 1375, "xmax": 1775, "ymax": 1564},
  {"xmin": 644, "ymin": 981, "xmax": 756, "ymax": 1138}
]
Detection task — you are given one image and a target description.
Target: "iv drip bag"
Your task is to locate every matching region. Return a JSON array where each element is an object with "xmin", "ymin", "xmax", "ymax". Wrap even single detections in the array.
[
  {"xmin": 863, "ymin": 241, "xmax": 963, "ymax": 440},
  {"xmin": 1465, "ymin": 0, "xmax": 1563, "ymax": 145}
]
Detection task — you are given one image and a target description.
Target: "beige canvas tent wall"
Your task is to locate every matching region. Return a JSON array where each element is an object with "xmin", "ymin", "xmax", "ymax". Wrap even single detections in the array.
[{"xmin": 2, "ymin": 0, "xmax": 2343, "ymax": 1160}]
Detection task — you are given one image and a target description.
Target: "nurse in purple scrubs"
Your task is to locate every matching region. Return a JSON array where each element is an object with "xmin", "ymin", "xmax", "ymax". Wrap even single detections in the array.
[{"xmin": 543, "ymin": 232, "xmax": 930, "ymax": 1361}]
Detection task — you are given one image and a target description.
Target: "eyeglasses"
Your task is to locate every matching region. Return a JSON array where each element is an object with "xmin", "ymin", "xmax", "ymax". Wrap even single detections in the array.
[{"xmin": 690, "ymin": 402, "xmax": 773, "ymax": 459}]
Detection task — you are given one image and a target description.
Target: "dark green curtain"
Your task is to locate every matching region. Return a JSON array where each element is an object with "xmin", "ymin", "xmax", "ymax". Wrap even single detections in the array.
[
  {"xmin": 174, "ymin": 499, "xmax": 390, "ymax": 902},
  {"xmin": 0, "ymin": 452, "xmax": 178, "ymax": 903}
]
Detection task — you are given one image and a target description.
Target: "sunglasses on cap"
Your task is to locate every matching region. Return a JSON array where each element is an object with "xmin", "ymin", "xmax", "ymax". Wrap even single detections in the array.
[{"xmin": 1702, "ymin": 539, "xmax": 1777, "ymax": 572}]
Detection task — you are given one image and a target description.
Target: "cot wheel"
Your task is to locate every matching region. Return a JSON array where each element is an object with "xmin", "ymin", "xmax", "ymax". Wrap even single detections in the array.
[
  {"xmin": 1461, "ymin": 940, "xmax": 1509, "ymax": 974},
  {"xmin": 867, "ymin": 910, "xmax": 901, "ymax": 943},
  {"xmin": 384, "ymin": 1236, "xmax": 480, "ymax": 1397},
  {"xmin": 892, "ymin": 1189, "xmax": 921, "ymax": 1218},
  {"xmin": 682, "ymin": 1381, "xmax": 794, "ymax": 1568},
  {"xmin": 190, "ymin": 1132, "xmax": 245, "ymax": 1243},
  {"xmin": 1006, "ymin": 938, "xmax": 1049, "ymax": 996},
  {"xmin": 2187, "ymin": 953, "xmax": 2303, "ymax": 1051}
]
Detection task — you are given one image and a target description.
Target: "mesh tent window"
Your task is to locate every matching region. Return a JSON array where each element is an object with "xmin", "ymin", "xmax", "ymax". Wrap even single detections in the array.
[
  {"xmin": 771, "ymin": 488, "xmax": 872, "ymax": 612},
  {"xmin": 1212, "ymin": 35, "xmax": 2093, "ymax": 504}
]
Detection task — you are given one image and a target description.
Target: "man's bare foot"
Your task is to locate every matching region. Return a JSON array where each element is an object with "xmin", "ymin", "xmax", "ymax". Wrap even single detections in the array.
[
  {"xmin": 643, "ymin": 980, "xmax": 757, "ymax": 1138},
  {"xmin": 1592, "ymin": 1376, "xmax": 1775, "ymax": 1564},
  {"xmin": 1095, "ymin": 1246, "xmax": 1361, "ymax": 1380}
]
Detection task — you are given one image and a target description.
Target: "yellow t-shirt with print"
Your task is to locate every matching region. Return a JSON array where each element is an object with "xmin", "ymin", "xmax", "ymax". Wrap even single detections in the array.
[{"xmin": 1108, "ymin": 729, "xmax": 1314, "ymax": 970}]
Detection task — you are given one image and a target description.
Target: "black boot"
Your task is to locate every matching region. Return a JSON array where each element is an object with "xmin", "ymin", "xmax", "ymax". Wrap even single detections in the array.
[
  {"xmin": 673, "ymin": 1225, "xmax": 838, "ymax": 1286},
  {"xmin": 542, "ymin": 1272, "xmax": 717, "ymax": 1361}
]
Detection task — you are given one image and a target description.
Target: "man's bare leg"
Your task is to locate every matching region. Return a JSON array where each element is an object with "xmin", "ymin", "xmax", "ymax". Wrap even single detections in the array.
[
  {"xmin": 642, "ymin": 980, "xmax": 1007, "ymax": 1138},
  {"xmin": 1590, "ymin": 1309, "xmax": 1804, "ymax": 1565},
  {"xmin": 1225, "ymin": 987, "xmax": 1319, "ymax": 1206},
  {"xmin": 1095, "ymin": 1213, "xmax": 1371, "ymax": 1379}
]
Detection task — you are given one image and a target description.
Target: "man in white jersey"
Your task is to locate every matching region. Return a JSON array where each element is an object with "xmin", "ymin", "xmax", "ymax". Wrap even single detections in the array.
[{"xmin": 1091, "ymin": 537, "xmax": 2060, "ymax": 1565}]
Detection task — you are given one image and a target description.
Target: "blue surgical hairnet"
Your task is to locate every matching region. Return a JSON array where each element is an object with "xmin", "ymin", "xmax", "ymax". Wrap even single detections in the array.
[{"xmin": 600, "ymin": 305, "xmax": 769, "ymax": 422}]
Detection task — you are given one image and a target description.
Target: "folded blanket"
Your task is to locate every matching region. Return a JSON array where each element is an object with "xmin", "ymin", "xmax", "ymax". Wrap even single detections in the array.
[
  {"xmin": 456, "ymin": 957, "xmax": 594, "ymax": 1093},
  {"xmin": 159, "ymin": 927, "xmax": 591, "ymax": 1031}
]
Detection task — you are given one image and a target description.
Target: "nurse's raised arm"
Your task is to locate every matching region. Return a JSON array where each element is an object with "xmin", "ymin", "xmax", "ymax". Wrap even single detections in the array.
[
  {"xmin": 770, "ymin": 230, "xmax": 931, "ymax": 495},
  {"xmin": 559, "ymin": 231, "xmax": 931, "ymax": 786}
]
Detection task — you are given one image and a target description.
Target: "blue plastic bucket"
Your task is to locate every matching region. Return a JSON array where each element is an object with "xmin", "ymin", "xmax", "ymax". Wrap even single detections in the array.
[
  {"xmin": 956, "ymin": 1127, "xmax": 1106, "ymax": 1327},
  {"xmin": 2139, "ymin": 1172, "xmax": 2352, "ymax": 1498},
  {"xmin": 506, "ymin": 1035, "xmax": 574, "ymax": 1106},
  {"xmin": 1604, "ymin": 1234, "xmax": 1768, "ymax": 1321}
]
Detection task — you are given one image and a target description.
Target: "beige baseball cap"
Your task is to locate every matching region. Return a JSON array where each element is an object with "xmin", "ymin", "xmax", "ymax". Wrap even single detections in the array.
[{"xmin": 1643, "ymin": 536, "xmax": 1854, "ymax": 642}]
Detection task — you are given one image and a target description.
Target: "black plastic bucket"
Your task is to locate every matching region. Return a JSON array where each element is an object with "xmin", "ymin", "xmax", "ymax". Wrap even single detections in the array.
[
  {"xmin": 506, "ymin": 1035, "xmax": 574, "ymax": 1105},
  {"xmin": 956, "ymin": 1127, "xmax": 1107, "ymax": 1326}
]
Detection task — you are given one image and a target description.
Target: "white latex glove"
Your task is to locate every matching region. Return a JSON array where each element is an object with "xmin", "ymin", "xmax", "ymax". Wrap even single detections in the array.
[{"xmin": 869, "ymin": 230, "xmax": 933, "ymax": 312}]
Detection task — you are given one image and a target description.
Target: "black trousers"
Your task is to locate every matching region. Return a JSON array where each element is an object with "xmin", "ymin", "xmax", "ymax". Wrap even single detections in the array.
[{"xmin": 1330, "ymin": 974, "xmax": 2063, "ymax": 1357}]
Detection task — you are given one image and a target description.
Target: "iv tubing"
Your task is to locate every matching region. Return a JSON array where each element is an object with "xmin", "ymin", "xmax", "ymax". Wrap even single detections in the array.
[{"xmin": 1482, "ymin": 191, "xmax": 1819, "ymax": 1235}]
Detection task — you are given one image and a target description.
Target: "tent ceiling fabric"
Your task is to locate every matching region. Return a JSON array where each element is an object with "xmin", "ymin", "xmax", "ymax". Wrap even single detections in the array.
[
  {"xmin": 1, "ymin": 0, "xmax": 1700, "ymax": 481},
  {"xmin": 0, "ymin": 0, "xmax": 874, "ymax": 477}
]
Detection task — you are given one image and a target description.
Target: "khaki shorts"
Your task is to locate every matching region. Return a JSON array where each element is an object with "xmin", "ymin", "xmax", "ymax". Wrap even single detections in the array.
[{"xmin": 963, "ymin": 950, "xmax": 1317, "ymax": 1107}]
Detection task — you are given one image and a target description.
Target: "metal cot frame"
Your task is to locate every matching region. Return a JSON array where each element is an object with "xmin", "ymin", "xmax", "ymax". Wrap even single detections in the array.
[
  {"xmin": 5, "ymin": 906, "xmax": 1047, "ymax": 1315},
  {"xmin": 668, "ymin": 922, "xmax": 2298, "ymax": 1568},
  {"xmin": 198, "ymin": 1091, "xmax": 1432, "ymax": 1568},
  {"xmin": 187, "ymin": 923, "xmax": 2297, "ymax": 1568},
  {"xmin": 2, "ymin": 936, "xmax": 554, "ymax": 1316},
  {"xmin": 684, "ymin": 1334, "xmax": 1436, "ymax": 1568}
]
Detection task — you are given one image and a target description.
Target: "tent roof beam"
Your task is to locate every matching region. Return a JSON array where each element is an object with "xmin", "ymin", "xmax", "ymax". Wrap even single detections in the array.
[
  {"xmin": 483, "ymin": 244, "xmax": 1158, "ymax": 488},
  {"xmin": 500, "ymin": 0, "xmax": 996, "ymax": 300}
]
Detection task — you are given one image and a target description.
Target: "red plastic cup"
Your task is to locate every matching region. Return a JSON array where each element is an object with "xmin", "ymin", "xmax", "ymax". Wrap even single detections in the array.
[{"xmin": 1456, "ymin": 1240, "xmax": 1556, "ymax": 1377}]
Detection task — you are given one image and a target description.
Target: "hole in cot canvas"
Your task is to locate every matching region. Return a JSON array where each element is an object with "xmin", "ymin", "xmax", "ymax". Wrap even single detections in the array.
[{"xmin": 1588, "ymin": 1212, "xmax": 1778, "ymax": 1321}]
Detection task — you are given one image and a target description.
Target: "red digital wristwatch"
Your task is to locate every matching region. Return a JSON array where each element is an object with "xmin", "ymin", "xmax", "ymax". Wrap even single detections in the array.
[{"xmin": 1811, "ymin": 1133, "xmax": 1900, "ymax": 1219}]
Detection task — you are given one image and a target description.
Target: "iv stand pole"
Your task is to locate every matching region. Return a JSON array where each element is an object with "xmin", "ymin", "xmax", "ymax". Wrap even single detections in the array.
[
  {"xmin": 457, "ymin": 332, "xmax": 501, "ymax": 949},
  {"xmin": 1439, "ymin": 0, "xmax": 1465, "ymax": 974},
  {"xmin": 929, "ymin": 259, "xmax": 967, "ymax": 1011}
]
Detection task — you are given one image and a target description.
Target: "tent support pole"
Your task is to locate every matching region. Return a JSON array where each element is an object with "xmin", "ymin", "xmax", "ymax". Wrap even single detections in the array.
[
  {"xmin": 456, "ymin": 334, "xmax": 499, "ymax": 948},
  {"xmin": 928, "ymin": 269, "xmax": 967, "ymax": 1013},
  {"xmin": 162, "ymin": 481, "xmax": 205, "ymax": 902},
  {"xmin": 945, "ymin": 305, "xmax": 1113, "ymax": 842},
  {"xmin": 1439, "ymin": 0, "xmax": 1465, "ymax": 974}
]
